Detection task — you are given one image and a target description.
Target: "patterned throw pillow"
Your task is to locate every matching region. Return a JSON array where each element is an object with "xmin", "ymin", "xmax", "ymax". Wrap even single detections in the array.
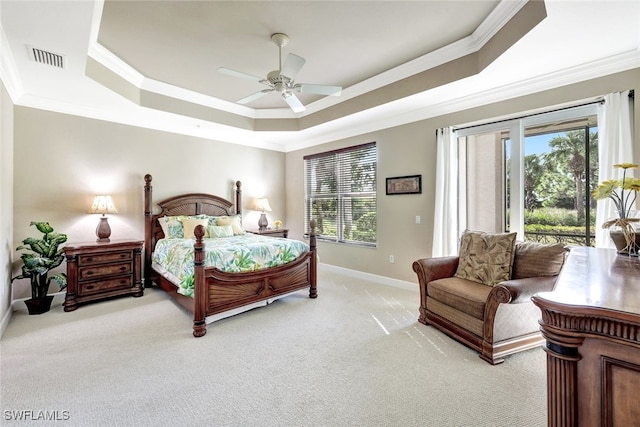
[
  {"xmin": 158, "ymin": 216, "xmax": 185, "ymax": 238},
  {"xmin": 207, "ymin": 225, "xmax": 234, "ymax": 238},
  {"xmin": 454, "ymin": 230, "xmax": 517, "ymax": 287}
]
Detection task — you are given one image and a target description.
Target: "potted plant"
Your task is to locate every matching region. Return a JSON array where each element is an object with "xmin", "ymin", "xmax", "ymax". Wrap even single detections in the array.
[
  {"xmin": 593, "ymin": 163, "xmax": 640, "ymax": 255},
  {"xmin": 11, "ymin": 222, "xmax": 68, "ymax": 314}
]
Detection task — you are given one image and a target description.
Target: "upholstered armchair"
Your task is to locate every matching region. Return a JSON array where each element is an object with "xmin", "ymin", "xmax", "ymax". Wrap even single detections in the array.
[{"xmin": 412, "ymin": 231, "xmax": 567, "ymax": 365}]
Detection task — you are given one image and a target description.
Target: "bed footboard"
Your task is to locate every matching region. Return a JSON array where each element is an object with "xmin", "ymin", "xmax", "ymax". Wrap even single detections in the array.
[{"xmin": 191, "ymin": 221, "xmax": 317, "ymax": 337}]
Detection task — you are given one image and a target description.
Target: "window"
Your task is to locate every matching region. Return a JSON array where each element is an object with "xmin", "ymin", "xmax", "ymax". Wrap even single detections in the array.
[
  {"xmin": 456, "ymin": 104, "xmax": 599, "ymax": 246},
  {"xmin": 304, "ymin": 142, "xmax": 377, "ymax": 246}
]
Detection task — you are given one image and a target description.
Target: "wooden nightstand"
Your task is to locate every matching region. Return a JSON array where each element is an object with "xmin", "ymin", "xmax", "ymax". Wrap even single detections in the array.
[
  {"xmin": 247, "ymin": 228, "xmax": 289, "ymax": 238},
  {"xmin": 63, "ymin": 240, "xmax": 143, "ymax": 312}
]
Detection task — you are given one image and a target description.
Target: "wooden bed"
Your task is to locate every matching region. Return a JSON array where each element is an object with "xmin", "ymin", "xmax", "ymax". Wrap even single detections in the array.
[{"xmin": 143, "ymin": 174, "xmax": 317, "ymax": 337}]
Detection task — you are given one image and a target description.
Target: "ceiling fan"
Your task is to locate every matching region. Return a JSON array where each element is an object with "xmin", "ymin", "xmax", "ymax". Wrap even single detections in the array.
[{"xmin": 217, "ymin": 33, "xmax": 342, "ymax": 113}]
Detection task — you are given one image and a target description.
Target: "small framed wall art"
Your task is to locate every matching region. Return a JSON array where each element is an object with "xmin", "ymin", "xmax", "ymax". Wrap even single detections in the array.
[{"xmin": 386, "ymin": 175, "xmax": 422, "ymax": 195}]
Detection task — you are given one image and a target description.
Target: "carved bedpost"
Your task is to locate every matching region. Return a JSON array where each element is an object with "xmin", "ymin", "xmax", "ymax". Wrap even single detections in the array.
[
  {"xmin": 144, "ymin": 174, "xmax": 153, "ymax": 288},
  {"xmin": 235, "ymin": 180, "xmax": 242, "ymax": 215},
  {"xmin": 193, "ymin": 225, "xmax": 207, "ymax": 337},
  {"xmin": 309, "ymin": 219, "xmax": 318, "ymax": 299}
]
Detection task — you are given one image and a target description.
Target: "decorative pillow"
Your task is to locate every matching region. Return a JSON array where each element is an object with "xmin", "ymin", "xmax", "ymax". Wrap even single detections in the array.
[
  {"xmin": 206, "ymin": 216, "xmax": 218, "ymax": 227},
  {"xmin": 454, "ymin": 230, "xmax": 517, "ymax": 287},
  {"xmin": 207, "ymin": 225, "xmax": 234, "ymax": 238},
  {"xmin": 215, "ymin": 215, "xmax": 245, "ymax": 235},
  {"xmin": 158, "ymin": 216, "xmax": 185, "ymax": 238},
  {"xmin": 512, "ymin": 241, "xmax": 567, "ymax": 279},
  {"xmin": 182, "ymin": 217, "xmax": 209, "ymax": 239}
]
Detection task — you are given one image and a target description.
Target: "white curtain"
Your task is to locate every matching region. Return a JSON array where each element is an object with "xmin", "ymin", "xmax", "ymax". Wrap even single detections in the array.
[
  {"xmin": 595, "ymin": 90, "xmax": 634, "ymax": 248},
  {"xmin": 432, "ymin": 127, "xmax": 459, "ymax": 257}
]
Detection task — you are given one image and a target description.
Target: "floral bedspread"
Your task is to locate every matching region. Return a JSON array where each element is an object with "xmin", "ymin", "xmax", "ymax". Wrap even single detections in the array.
[{"xmin": 152, "ymin": 234, "xmax": 309, "ymax": 297}]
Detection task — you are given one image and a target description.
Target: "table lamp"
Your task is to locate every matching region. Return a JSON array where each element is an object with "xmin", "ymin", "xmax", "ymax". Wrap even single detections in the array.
[
  {"xmin": 89, "ymin": 195, "xmax": 118, "ymax": 242},
  {"xmin": 255, "ymin": 198, "xmax": 272, "ymax": 231}
]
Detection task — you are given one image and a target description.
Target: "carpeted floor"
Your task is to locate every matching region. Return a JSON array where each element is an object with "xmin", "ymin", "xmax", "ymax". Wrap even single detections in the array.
[{"xmin": 0, "ymin": 268, "xmax": 546, "ymax": 426}]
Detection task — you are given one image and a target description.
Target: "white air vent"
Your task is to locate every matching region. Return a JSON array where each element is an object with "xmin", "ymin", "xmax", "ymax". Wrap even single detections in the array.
[{"xmin": 28, "ymin": 45, "xmax": 65, "ymax": 68}]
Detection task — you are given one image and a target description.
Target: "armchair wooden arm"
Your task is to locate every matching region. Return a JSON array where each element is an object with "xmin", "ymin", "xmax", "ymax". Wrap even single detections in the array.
[
  {"xmin": 482, "ymin": 276, "xmax": 559, "ymax": 361},
  {"xmin": 493, "ymin": 276, "xmax": 558, "ymax": 305}
]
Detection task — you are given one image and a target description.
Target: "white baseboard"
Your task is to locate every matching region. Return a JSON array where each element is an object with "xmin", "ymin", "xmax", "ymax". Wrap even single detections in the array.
[
  {"xmin": 0, "ymin": 307, "xmax": 11, "ymax": 338},
  {"xmin": 319, "ymin": 263, "xmax": 418, "ymax": 292}
]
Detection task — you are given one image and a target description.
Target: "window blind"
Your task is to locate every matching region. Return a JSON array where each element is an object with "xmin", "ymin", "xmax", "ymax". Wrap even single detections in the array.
[{"xmin": 303, "ymin": 142, "xmax": 377, "ymax": 245}]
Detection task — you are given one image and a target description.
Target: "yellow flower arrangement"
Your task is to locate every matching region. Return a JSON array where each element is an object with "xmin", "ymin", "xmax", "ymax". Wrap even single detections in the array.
[
  {"xmin": 593, "ymin": 163, "xmax": 640, "ymax": 251},
  {"xmin": 273, "ymin": 220, "xmax": 283, "ymax": 230}
]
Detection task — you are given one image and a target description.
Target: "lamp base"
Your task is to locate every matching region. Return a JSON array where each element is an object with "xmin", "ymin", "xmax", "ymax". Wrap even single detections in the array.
[
  {"xmin": 258, "ymin": 213, "xmax": 268, "ymax": 231},
  {"xmin": 96, "ymin": 216, "xmax": 112, "ymax": 243}
]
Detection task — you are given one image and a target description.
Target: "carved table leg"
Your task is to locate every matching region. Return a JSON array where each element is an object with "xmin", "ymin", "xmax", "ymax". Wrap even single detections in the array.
[{"xmin": 540, "ymin": 327, "xmax": 584, "ymax": 427}]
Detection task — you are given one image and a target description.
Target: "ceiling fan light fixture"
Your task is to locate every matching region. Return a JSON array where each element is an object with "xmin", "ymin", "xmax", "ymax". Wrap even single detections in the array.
[{"xmin": 218, "ymin": 32, "xmax": 342, "ymax": 112}]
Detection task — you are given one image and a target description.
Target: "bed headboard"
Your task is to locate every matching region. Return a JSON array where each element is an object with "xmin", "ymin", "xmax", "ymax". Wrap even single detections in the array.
[{"xmin": 143, "ymin": 174, "xmax": 242, "ymax": 286}]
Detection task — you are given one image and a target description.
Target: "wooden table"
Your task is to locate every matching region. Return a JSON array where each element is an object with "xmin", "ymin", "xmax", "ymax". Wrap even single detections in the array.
[{"xmin": 532, "ymin": 247, "xmax": 640, "ymax": 427}]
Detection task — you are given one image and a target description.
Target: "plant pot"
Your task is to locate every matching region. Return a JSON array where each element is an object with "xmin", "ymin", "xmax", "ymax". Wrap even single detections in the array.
[
  {"xmin": 609, "ymin": 231, "xmax": 640, "ymax": 256},
  {"xmin": 24, "ymin": 295, "xmax": 54, "ymax": 315}
]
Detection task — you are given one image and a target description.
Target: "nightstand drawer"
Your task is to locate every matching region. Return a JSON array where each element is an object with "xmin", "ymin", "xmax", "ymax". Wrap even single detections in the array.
[
  {"xmin": 79, "ymin": 276, "xmax": 133, "ymax": 296},
  {"xmin": 78, "ymin": 262, "xmax": 132, "ymax": 281},
  {"xmin": 79, "ymin": 251, "xmax": 132, "ymax": 265}
]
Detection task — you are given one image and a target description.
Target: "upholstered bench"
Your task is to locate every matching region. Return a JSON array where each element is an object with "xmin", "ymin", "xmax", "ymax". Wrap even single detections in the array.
[{"xmin": 413, "ymin": 230, "xmax": 567, "ymax": 364}]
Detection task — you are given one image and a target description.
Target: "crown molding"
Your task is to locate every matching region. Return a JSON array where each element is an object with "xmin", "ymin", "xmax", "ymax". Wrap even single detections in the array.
[
  {"xmin": 281, "ymin": 50, "xmax": 640, "ymax": 152},
  {"xmin": 0, "ymin": 22, "xmax": 23, "ymax": 102},
  {"xmin": 6, "ymin": 50, "xmax": 638, "ymax": 154},
  {"xmin": 85, "ymin": 0, "xmax": 531, "ymax": 121}
]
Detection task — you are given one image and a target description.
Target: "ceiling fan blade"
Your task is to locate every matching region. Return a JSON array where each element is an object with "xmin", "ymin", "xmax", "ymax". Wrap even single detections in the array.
[
  {"xmin": 218, "ymin": 67, "xmax": 264, "ymax": 82},
  {"xmin": 237, "ymin": 90, "xmax": 272, "ymax": 105},
  {"xmin": 296, "ymin": 84, "xmax": 342, "ymax": 96},
  {"xmin": 281, "ymin": 53, "xmax": 306, "ymax": 79},
  {"xmin": 283, "ymin": 92, "xmax": 305, "ymax": 113}
]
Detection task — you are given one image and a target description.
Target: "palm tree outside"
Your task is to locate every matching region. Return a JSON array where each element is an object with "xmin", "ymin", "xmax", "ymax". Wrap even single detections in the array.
[{"xmin": 517, "ymin": 127, "xmax": 599, "ymax": 246}]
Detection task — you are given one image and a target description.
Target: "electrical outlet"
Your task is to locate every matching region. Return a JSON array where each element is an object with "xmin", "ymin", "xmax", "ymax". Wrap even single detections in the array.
[
  {"xmin": 415, "ymin": 215, "xmax": 421, "ymax": 224},
  {"xmin": 389, "ymin": 255, "xmax": 395, "ymax": 263}
]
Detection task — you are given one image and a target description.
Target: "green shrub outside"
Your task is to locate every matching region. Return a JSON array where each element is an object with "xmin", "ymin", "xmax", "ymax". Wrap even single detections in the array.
[
  {"xmin": 352, "ymin": 212, "xmax": 376, "ymax": 243},
  {"xmin": 524, "ymin": 224, "xmax": 595, "ymax": 235},
  {"xmin": 524, "ymin": 207, "xmax": 595, "ymax": 227}
]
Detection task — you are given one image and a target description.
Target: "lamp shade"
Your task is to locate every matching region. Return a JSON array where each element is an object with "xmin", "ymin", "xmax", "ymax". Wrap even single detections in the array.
[
  {"xmin": 255, "ymin": 198, "xmax": 272, "ymax": 212},
  {"xmin": 89, "ymin": 195, "xmax": 118, "ymax": 215}
]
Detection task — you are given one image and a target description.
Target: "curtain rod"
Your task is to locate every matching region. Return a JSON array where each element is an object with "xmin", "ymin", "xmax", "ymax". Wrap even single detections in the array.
[{"xmin": 452, "ymin": 98, "xmax": 605, "ymax": 133}]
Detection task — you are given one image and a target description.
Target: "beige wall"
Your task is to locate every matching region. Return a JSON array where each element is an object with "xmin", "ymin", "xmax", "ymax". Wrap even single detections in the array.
[
  {"xmin": 1, "ymin": 80, "xmax": 14, "ymax": 332},
  {"xmin": 286, "ymin": 121, "xmax": 436, "ymax": 283},
  {"xmin": 11, "ymin": 108, "xmax": 286, "ymax": 299},
  {"xmin": 286, "ymin": 68, "xmax": 640, "ymax": 283},
  {"xmin": 7, "ymin": 68, "xmax": 640, "ymax": 302}
]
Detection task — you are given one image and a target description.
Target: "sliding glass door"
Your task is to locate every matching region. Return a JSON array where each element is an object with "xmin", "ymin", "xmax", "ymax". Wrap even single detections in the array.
[{"xmin": 457, "ymin": 104, "xmax": 598, "ymax": 246}]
